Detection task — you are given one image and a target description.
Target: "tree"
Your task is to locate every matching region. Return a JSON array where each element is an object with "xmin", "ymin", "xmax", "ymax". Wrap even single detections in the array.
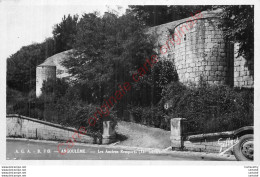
[
  {"xmin": 7, "ymin": 39, "xmax": 56, "ymax": 92},
  {"xmin": 7, "ymin": 14, "xmax": 79, "ymax": 93},
  {"xmin": 44, "ymin": 37, "xmax": 56, "ymax": 58},
  {"xmin": 128, "ymin": 5, "xmax": 212, "ymax": 26},
  {"xmin": 216, "ymin": 5, "xmax": 254, "ymax": 61},
  {"xmin": 62, "ymin": 12, "xmax": 156, "ymax": 106},
  {"xmin": 52, "ymin": 14, "xmax": 78, "ymax": 53},
  {"xmin": 41, "ymin": 78, "xmax": 70, "ymax": 99}
]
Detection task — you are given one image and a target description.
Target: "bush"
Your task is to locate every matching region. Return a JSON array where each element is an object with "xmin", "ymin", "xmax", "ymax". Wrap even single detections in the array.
[
  {"xmin": 161, "ymin": 82, "xmax": 254, "ymax": 134},
  {"xmin": 126, "ymin": 82, "xmax": 253, "ymax": 134},
  {"xmin": 127, "ymin": 105, "xmax": 168, "ymax": 130},
  {"xmin": 6, "ymin": 80, "xmax": 118, "ymax": 135}
]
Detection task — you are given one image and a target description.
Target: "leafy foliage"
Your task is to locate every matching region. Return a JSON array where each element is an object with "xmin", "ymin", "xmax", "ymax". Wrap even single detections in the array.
[
  {"xmin": 52, "ymin": 14, "xmax": 78, "ymax": 53},
  {"xmin": 62, "ymin": 12, "xmax": 157, "ymax": 105},
  {"xmin": 127, "ymin": 106, "xmax": 168, "ymax": 129},
  {"xmin": 41, "ymin": 78, "xmax": 70, "ymax": 99},
  {"xmin": 7, "ymin": 38, "xmax": 56, "ymax": 92},
  {"xmin": 161, "ymin": 82, "xmax": 253, "ymax": 133},
  {"xmin": 7, "ymin": 15, "xmax": 78, "ymax": 93},
  {"xmin": 129, "ymin": 5, "xmax": 212, "ymax": 26},
  {"xmin": 216, "ymin": 5, "xmax": 254, "ymax": 60},
  {"xmin": 127, "ymin": 82, "xmax": 253, "ymax": 133}
]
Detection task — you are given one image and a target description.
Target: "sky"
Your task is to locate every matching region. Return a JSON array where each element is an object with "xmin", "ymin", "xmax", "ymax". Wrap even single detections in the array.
[
  {"xmin": 1, "ymin": 0, "xmax": 257, "ymax": 61},
  {"xmin": 0, "ymin": 0, "xmax": 128, "ymax": 60}
]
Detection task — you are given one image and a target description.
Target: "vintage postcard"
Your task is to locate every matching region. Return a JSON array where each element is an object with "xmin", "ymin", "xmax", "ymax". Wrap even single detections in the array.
[{"xmin": 0, "ymin": 0, "xmax": 259, "ymax": 176}]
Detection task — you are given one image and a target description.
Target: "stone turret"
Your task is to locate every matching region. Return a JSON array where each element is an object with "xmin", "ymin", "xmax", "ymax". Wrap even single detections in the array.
[
  {"xmin": 36, "ymin": 50, "xmax": 71, "ymax": 97},
  {"xmin": 173, "ymin": 10, "xmax": 234, "ymax": 86}
]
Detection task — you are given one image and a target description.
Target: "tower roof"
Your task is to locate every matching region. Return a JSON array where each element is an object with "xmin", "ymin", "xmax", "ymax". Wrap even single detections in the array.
[{"xmin": 38, "ymin": 50, "xmax": 72, "ymax": 67}]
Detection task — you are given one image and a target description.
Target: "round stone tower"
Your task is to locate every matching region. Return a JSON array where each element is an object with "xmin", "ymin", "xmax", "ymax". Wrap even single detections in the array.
[
  {"xmin": 36, "ymin": 64, "xmax": 56, "ymax": 97},
  {"xmin": 174, "ymin": 11, "xmax": 234, "ymax": 86},
  {"xmin": 36, "ymin": 50, "xmax": 72, "ymax": 97}
]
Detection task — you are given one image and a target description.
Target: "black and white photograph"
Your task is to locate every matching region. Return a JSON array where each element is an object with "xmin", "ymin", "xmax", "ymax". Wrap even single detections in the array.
[{"xmin": 0, "ymin": 0, "xmax": 259, "ymax": 176}]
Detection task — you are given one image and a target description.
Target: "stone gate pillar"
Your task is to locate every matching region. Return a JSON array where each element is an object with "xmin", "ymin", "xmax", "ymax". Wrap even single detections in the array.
[
  {"xmin": 102, "ymin": 121, "xmax": 116, "ymax": 144},
  {"xmin": 170, "ymin": 118, "xmax": 186, "ymax": 150}
]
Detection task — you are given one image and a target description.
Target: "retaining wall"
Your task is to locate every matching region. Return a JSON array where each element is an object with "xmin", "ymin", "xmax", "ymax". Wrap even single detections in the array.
[
  {"xmin": 6, "ymin": 114, "xmax": 95, "ymax": 143},
  {"xmin": 184, "ymin": 132, "xmax": 236, "ymax": 153},
  {"xmin": 170, "ymin": 118, "xmax": 236, "ymax": 154}
]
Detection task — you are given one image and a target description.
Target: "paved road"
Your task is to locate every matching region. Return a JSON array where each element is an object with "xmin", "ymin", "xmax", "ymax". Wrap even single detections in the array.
[{"xmin": 6, "ymin": 139, "xmax": 236, "ymax": 161}]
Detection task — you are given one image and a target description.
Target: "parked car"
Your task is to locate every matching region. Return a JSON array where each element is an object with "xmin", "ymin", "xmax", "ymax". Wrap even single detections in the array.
[{"xmin": 232, "ymin": 126, "xmax": 254, "ymax": 161}]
